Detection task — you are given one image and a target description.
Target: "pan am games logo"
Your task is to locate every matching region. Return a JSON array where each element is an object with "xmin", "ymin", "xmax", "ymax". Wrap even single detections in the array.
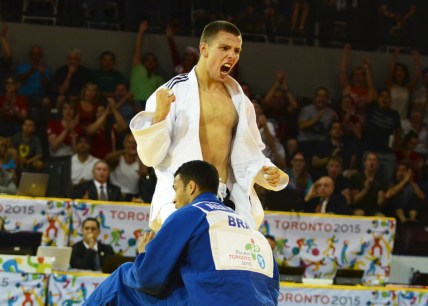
[{"xmin": 245, "ymin": 238, "xmax": 266, "ymax": 269}]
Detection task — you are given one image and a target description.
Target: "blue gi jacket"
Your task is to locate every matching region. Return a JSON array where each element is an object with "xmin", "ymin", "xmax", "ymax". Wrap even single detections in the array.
[{"xmin": 84, "ymin": 193, "xmax": 279, "ymax": 305}]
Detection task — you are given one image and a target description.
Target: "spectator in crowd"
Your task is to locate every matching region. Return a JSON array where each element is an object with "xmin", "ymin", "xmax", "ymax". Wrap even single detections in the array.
[
  {"xmin": 111, "ymin": 82, "xmax": 140, "ymax": 125},
  {"xmin": 105, "ymin": 134, "xmax": 144, "ymax": 201},
  {"xmin": 0, "ymin": 136, "xmax": 16, "ymax": 179},
  {"xmin": 311, "ymin": 121, "xmax": 357, "ymax": 179},
  {"xmin": 70, "ymin": 217, "xmax": 115, "ymax": 271},
  {"xmin": 0, "ymin": 25, "xmax": 12, "ymax": 95},
  {"xmin": 86, "ymin": 98, "xmax": 128, "ymax": 159},
  {"xmin": 130, "ymin": 21, "xmax": 164, "ymax": 109},
  {"xmin": 253, "ymin": 101, "xmax": 286, "ymax": 170},
  {"xmin": 47, "ymin": 101, "xmax": 84, "ymax": 157},
  {"xmin": 84, "ymin": 160, "xmax": 279, "ymax": 305},
  {"xmin": 261, "ymin": 1, "xmax": 285, "ymax": 42},
  {"xmin": 385, "ymin": 161, "xmax": 425, "ymax": 223},
  {"xmin": 297, "ymin": 86, "xmax": 337, "ymax": 159},
  {"xmin": 325, "ymin": 156, "xmax": 351, "ymax": 204},
  {"xmin": 0, "ymin": 77, "xmax": 28, "ymax": 140},
  {"xmin": 93, "ymin": 51, "xmax": 125, "ymax": 98},
  {"xmin": 363, "ymin": 88, "xmax": 401, "ymax": 181},
  {"xmin": 285, "ymin": 152, "xmax": 313, "ymax": 204},
  {"xmin": 71, "ymin": 135, "xmax": 99, "ymax": 188},
  {"xmin": 301, "ymin": 176, "xmax": 351, "ymax": 215},
  {"xmin": 412, "ymin": 67, "xmax": 428, "ymax": 124},
  {"xmin": 54, "ymin": 48, "xmax": 92, "ymax": 103},
  {"xmin": 337, "ymin": 94, "xmax": 363, "ymax": 145},
  {"xmin": 394, "ymin": 131, "xmax": 424, "ymax": 180},
  {"xmin": 401, "ymin": 109, "xmax": 428, "ymax": 159},
  {"xmin": 386, "ymin": 48, "xmax": 420, "ymax": 119},
  {"xmin": 377, "ymin": 0, "xmax": 418, "ymax": 48},
  {"xmin": 11, "ymin": 118, "xmax": 44, "ymax": 172},
  {"xmin": 16, "ymin": 45, "xmax": 51, "ymax": 98},
  {"xmin": 262, "ymin": 71, "xmax": 299, "ymax": 144},
  {"xmin": 165, "ymin": 24, "xmax": 199, "ymax": 75},
  {"xmin": 339, "ymin": 44, "xmax": 377, "ymax": 119},
  {"xmin": 291, "ymin": 0, "xmax": 310, "ymax": 33},
  {"xmin": 338, "ymin": 95, "xmax": 364, "ymax": 167},
  {"xmin": 349, "ymin": 151, "xmax": 387, "ymax": 216},
  {"xmin": 236, "ymin": 4, "xmax": 264, "ymax": 35},
  {"xmin": 130, "ymin": 20, "xmax": 288, "ymax": 231},
  {"xmin": 240, "ymin": 81, "xmax": 254, "ymax": 100},
  {"xmin": 76, "ymin": 82, "xmax": 103, "ymax": 127},
  {"xmin": 72, "ymin": 160, "xmax": 123, "ymax": 201},
  {"xmin": 319, "ymin": 0, "xmax": 350, "ymax": 45},
  {"xmin": 0, "ymin": 167, "xmax": 17, "ymax": 195}
]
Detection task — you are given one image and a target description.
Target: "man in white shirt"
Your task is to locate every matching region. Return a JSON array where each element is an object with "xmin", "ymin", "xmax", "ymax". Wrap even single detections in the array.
[
  {"xmin": 71, "ymin": 135, "xmax": 99, "ymax": 187},
  {"xmin": 72, "ymin": 160, "xmax": 123, "ymax": 201}
]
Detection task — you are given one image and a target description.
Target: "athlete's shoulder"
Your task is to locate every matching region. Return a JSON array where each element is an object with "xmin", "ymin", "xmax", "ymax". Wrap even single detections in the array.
[
  {"xmin": 165, "ymin": 73, "xmax": 190, "ymax": 89},
  {"xmin": 192, "ymin": 201, "xmax": 235, "ymax": 214}
]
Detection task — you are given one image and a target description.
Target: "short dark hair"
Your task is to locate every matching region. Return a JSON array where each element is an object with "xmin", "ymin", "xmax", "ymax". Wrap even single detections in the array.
[
  {"xmin": 142, "ymin": 52, "xmax": 158, "ymax": 63},
  {"xmin": 393, "ymin": 62, "xmax": 409, "ymax": 85},
  {"xmin": 23, "ymin": 118, "xmax": 35, "ymax": 125},
  {"xmin": 329, "ymin": 120, "xmax": 342, "ymax": 131},
  {"xmin": 327, "ymin": 155, "xmax": 343, "ymax": 165},
  {"xmin": 403, "ymin": 130, "xmax": 418, "ymax": 145},
  {"xmin": 99, "ymin": 50, "xmax": 116, "ymax": 61},
  {"xmin": 82, "ymin": 217, "xmax": 100, "ymax": 229},
  {"xmin": 174, "ymin": 160, "xmax": 219, "ymax": 194},
  {"xmin": 200, "ymin": 20, "xmax": 241, "ymax": 45},
  {"xmin": 379, "ymin": 88, "xmax": 391, "ymax": 97},
  {"xmin": 396, "ymin": 160, "xmax": 411, "ymax": 170},
  {"xmin": 314, "ymin": 86, "xmax": 329, "ymax": 98},
  {"xmin": 76, "ymin": 134, "xmax": 91, "ymax": 144},
  {"xmin": 363, "ymin": 151, "xmax": 377, "ymax": 162},
  {"xmin": 265, "ymin": 234, "xmax": 276, "ymax": 242}
]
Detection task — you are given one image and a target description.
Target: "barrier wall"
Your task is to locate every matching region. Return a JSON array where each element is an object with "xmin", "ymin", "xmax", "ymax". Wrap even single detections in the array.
[
  {"xmin": 278, "ymin": 283, "xmax": 428, "ymax": 306},
  {"xmin": 1, "ymin": 263, "xmax": 427, "ymax": 306},
  {"xmin": 263, "ymin": 212, "xmax": 396, "ymax": 285},
  {"xmin": 0, "ymin": 196, "xmax": 72, "ymax": 246},
  {"xmin": 0, "ymin": 196, "xmax": 406, "ymax": 305},
  {"xmin": 0, "ymin": 196, "xmax": 395, "ymax": 283},
  {"xmin": 70, "ymin": 200, "xmax": 150, "ymax": 257}
]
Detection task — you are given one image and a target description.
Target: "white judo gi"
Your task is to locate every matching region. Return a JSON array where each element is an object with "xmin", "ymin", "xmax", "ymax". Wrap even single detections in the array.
[{"xmin": 130, "ymin": 68, "xmax": 288, "ymax": 231}]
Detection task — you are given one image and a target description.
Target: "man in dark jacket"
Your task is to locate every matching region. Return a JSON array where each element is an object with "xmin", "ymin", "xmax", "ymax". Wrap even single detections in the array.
[
  {"xmin": 302, "ymin": 176, "xmax": 351, "ymax": 215},
  {"xmin": 70, "ymin": 217, "xmax": 115, "ymax": 271},
  {"xmin": 73, "ymin": 160, "xmax": 123, "ymax": 201}
]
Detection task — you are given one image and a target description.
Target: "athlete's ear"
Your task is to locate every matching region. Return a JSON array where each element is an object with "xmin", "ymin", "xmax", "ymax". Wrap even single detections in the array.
[
  {"xmin": 199, "ymin": 42, "xmax": 208, "ymax": 57},
  {"xmin": 187, "ymin": 180, "xmax": 197, "ymax": 195}
]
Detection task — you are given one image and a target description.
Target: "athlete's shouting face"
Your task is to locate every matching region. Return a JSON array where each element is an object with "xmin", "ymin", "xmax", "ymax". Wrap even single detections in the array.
[{"xmin": 201, "ymin": 31, "xmax": 242, "ymax": 82}]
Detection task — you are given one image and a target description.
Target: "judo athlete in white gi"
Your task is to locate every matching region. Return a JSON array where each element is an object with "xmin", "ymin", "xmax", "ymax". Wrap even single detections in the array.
[
  {"xmin": 84, "ymin": 160, "xmax": 279, "ymax": 305},
  {"xmin": 130, "ymin": 20, "xmax": 289, "ymax": 231}
]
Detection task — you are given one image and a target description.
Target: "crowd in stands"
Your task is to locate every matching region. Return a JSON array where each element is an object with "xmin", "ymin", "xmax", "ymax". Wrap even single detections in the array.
[
  {"xmin": 1, "ymin": 0, "xmax": 428, "ymax": 53},
  {"xmin": 1, "ymin": 6, "xmax": 428, "ymax": 230}
]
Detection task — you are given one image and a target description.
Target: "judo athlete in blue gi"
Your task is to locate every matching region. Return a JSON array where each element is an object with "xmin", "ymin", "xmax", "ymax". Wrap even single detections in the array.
[{"xmin": 84, "ymin": 160, "xmax": 280, "ymax": 305}]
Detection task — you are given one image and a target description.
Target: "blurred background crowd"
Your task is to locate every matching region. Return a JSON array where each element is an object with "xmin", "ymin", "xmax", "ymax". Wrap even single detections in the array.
[{"xmin": 1, "ymin": 0, "xmax": 428, "ymax": 246}]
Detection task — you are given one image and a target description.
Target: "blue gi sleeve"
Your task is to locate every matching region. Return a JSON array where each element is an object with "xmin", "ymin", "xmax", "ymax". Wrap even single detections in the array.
[{"xmin": 122, "ymin": 206, "xmax": 204, "ymax": 295}]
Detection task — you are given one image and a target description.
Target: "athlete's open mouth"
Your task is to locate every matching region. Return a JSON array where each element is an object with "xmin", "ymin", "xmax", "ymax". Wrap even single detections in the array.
[{"xmin": 220, "ymin": 63, "xmax": 232, "ymax": 73}]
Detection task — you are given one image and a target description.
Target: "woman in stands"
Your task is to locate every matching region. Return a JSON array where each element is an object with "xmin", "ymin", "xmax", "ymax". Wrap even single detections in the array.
[
  {"xmin": 76, "ymin": 82, "xmax": 103, "ymax": 127},
  {"xmin": 0, "ymin": 77, "xmax": 28, "ymax": 142},
  {"xmin": 386, "ymin": 48, "xmax": 420, "ymax": 119}
]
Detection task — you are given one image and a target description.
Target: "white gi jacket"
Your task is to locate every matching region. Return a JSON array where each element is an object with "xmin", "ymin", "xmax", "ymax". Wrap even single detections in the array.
[{"xmin": 130, "ymin": 68, "xmax": 289, "ymax": 231}]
